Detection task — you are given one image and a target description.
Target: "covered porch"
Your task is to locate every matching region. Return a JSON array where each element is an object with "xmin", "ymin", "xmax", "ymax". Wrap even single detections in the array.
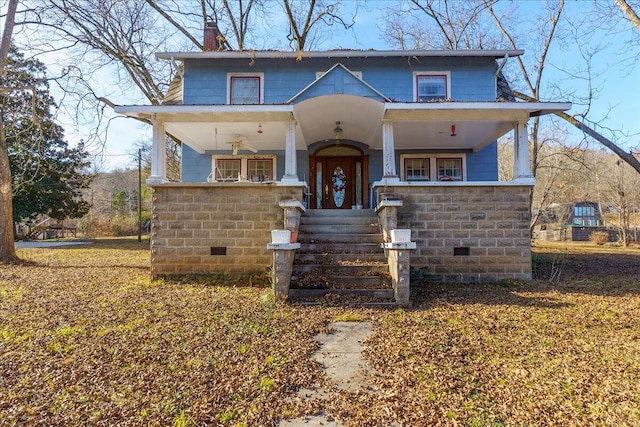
[{"xmin": 114, "ymin": 98, "xmax": 571, "ymax": 187}]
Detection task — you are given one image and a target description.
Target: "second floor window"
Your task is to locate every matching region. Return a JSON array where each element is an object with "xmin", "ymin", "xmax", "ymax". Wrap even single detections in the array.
[
  {"xmin": 416, "ymin": 74, "xmax": 447, "ymax": 102},
  {"xmin": 229, "ymin": 75, "xmax": 262, "ymax": 104}
]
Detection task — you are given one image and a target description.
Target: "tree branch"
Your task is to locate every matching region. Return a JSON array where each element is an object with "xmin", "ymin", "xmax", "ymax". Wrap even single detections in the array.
[
  {"xmin": 513, "ymin": 89, "xmax": 640, "ymax": 174},
  {"xmin": 145, "ymin": 0, "xmax": 203, "ymax": 50},
  {"xmin": 615, "ymin": 0, "xmax": 640, "ymax": 31}
]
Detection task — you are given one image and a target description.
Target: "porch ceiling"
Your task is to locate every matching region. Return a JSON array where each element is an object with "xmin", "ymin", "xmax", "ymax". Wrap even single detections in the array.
[{"xmin": 114, "ymin": 99, "xmax": 571, "ymax": 153}]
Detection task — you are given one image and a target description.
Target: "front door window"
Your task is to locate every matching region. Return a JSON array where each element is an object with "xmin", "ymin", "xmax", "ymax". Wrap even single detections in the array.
[{"xmin": 332, "ymin": 166, "xmax": 347, "ymax": 208}]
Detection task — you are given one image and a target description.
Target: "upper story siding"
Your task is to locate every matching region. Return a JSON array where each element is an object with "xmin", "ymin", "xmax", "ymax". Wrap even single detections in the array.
[{"xmin": 182, "ymin": 55, "xmax": 498, "ymax": 105}]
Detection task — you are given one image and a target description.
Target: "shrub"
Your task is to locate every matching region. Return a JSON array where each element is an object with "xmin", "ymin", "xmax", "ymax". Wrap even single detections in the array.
[{"xmin": 589, "ymin": 231, "xmax": 609, "ymax": 246}]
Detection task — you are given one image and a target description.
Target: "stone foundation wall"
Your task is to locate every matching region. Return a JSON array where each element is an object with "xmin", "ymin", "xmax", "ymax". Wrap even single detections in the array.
[
  {"xmin": 381, "ymin": 184, "xmax": 532, "ymax": 281},
  {"xmin": 150, "ymin": 183, "xmax": 305, "ymax": 279}
]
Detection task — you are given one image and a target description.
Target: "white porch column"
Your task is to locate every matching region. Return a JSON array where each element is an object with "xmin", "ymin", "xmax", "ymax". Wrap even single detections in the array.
[
  {"xmin": 147, "ymin": 121, "xmax": 168, "ymax": 184},
  {"xmin": 513, "ymin": 120, "xmax": 533, "ymax": 181},
  {"xmin": 382, "ymin": 120, "xmax": 400, "ymax": 182},
  {"xmin": 281, "ymin": 120, "xmax": 299, "ymax": 183}
]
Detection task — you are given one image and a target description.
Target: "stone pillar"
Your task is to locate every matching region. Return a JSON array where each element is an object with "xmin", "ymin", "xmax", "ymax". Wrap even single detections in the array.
[
  {"xmin": 279, "ymin": 200, "xmax": 305, "ymax": 232},
  {"xmin": 148, "ymin": 121, "xmax": 168, "ymax": 184},
  {"xmin": 282, "ymin": 121, "xmax": 299, "ymax": 183},
  {"xmin": 382, "ymin": 120, "xmax": 400, "ymax": 182},
  {"xmin": 382, "ymin": 242, "xmax": 416, "ymax": 308},
  {"xmin": 514, "ymin": 120, "xmax": 533, "ymax": 180},
  {"xmin": 376, "ymin": 199, "xmax": 403, "ymax": 243},
  {"xmin": 267, "ymin": 243, "xmax": 300, "ymax": 300}
]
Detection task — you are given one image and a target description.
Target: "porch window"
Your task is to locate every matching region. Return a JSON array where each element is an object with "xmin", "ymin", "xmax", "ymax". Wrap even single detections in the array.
[
  {"xmin": 404, "ymin": 158, "xmax": 430, "ymax": 181},
  {"xmin": 400, "ymin": 154, "xmax": 465, "ymax": 181},
  {"xmin": 215, "ymin": 159, "xmax": 241, "ymax": 181},
  {"xmin": 415, "ymin": 73, "xmax": 449, "ymax": 102},
  {"xmin": 437, "ymin": 158, "xmax": 463, "ymax": 181},
  {"xmin": 228, "ymin": 74, "xmax": 263, "ymax": 104},
  {"xmin": 212, "ymin": 155, "xmax": 276, "ymax": 182},
  {"xmin": 248, "ymin": 158, "xmax": 273, "ymax": 181}
]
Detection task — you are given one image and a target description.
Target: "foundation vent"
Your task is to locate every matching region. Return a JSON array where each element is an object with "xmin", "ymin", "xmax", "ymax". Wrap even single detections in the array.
[
  {"xmin": 210, "ymin": 247, "xmax": 227, "ymax": 256},
  {"xmin": 453, "ymin": 247, "xmax": 470, "ymax": 256}
]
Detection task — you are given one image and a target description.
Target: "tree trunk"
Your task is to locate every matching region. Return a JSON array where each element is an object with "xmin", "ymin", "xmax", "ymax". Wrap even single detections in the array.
[
  {"xmin": 0, "ymin": 0, "xmax": 19, "ymax": 263},
  {"xmin": 0, "ymin": 119, "xmax": 18, "ymax": 262}
]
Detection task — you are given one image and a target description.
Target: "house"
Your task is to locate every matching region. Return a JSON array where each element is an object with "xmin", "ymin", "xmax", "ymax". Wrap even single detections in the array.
[
  {"xmin": 115, "ymin": 24, "xmax": 571, "ymax": 304},
  {"xmin": 533, "ymin": 201, "xmax": 611, "ymax": 242}
]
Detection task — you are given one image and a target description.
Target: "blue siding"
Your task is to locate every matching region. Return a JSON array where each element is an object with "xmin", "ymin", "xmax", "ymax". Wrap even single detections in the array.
[
  {"xmin": 182, "ymin": 145, "xmax": 213, "ymax": 182},
  {"xmin": 293, "ymin": 66, "xmax": 386, "ymax": 102},
  {"xmin": 296, "ymin": 150, "xmax": 309, "ymax": 181},
  {"xmin": 466, "ymin": 142, "xmax": 498, "ymax": 181},
  {"xmin": 368, "ymin": 149, "xmax": 384, "ymax": 181},
  {"xmin": 183, "ymin": 56, "xmax": 497, "ymax": 104}
]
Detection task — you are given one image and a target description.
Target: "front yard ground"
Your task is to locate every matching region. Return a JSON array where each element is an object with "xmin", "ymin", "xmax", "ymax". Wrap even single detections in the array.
[{"xmin": 1, "ymin": 238, "xmax": 639, "ymax": 426}]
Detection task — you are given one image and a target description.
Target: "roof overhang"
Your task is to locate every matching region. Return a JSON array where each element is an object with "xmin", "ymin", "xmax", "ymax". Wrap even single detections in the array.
[
  {"xmin": 156, "ymin": 49, "xmax": 524, "ymax": 61},
  {"xmin": 114, "ymin": 100, "xmax": 571, "ymax": 153},
  {"xmin": 381, "ymin": 101, "xmax": 572, "ymax": 150},
  {"xmin": 114, "ymin": 105, "xmax": 296, "ymax": 153}
]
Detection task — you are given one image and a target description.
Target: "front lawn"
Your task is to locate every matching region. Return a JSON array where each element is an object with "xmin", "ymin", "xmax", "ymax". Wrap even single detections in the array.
[{"xmin": 1, "ymin": 238, "xmax": 639, "ymax": 426}]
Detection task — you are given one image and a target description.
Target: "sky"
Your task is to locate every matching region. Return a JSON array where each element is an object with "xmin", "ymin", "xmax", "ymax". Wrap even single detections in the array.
[{"xmin": 15, "ymin": 0, "xmax": 639, "ymax": 171}]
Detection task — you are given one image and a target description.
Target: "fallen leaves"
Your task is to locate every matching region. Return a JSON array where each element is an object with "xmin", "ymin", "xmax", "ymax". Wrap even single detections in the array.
[{"xmin": 1, "ymin": 239, "xmax": 639, "ymax": 425}]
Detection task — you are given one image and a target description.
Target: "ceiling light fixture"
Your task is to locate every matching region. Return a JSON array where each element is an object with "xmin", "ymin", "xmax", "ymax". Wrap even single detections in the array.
[{"xmin": 334, "ymin": 121, "xmax": 343, "ymax": 145}]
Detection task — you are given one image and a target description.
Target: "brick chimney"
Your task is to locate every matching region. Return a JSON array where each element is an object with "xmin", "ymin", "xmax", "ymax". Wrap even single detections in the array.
[{"xmin": 203, "ymin": 22, "xmax": 219, "ymax": 51}]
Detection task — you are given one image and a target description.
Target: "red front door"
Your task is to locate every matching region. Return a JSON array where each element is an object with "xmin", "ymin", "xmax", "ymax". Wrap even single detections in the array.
[
  {"xmin": 309, "ymin": 145, "xmax": 368, "ymax": 209},
  {"xmin": 324, "ymin": 157, "xmax": 354, "ymax": 209}
]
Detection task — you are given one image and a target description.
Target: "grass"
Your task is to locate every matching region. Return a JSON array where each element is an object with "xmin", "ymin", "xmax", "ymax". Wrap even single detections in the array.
[{"xmin": 1, "ymin": 237, "xmax": 639, "ymax": 426}]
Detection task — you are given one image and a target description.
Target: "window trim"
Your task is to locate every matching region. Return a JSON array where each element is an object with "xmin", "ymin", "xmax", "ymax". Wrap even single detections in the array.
[
  {"xmin": 227, "ymin": 72, "xmax": 264, "ymax": 104},
  {"xmin": 436, "ymin": 157, "xmax": 464, "ymax": 181},
  {"xmin": 400, "ymin": 154, "xmax": 466, "ymax": 182},
  {"xmin": 403, "ymin": 156, "xmax": 431, "ymax": 182},
  {"xmin": 413, "ymin": 71, "xmax": 451, "ymax": 102},
  {"xmin": 211, "ymin": 154, "xmax": 276, "ymax": 182}
]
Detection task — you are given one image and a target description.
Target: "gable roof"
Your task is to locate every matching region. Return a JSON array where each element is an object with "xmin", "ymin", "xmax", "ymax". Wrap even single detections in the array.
[{"xmin": 288, "ymin": 63, "xmax": 390, "ymax": 104}]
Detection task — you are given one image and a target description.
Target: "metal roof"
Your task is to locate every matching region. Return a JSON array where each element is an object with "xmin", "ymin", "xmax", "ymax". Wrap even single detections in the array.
[{"xmin": 156, "ymin": 49, "xmax": 524, "ymax": 60}]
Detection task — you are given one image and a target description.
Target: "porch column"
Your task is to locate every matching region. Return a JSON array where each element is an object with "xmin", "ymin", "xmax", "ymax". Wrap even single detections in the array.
[
  {"xmin": 281, "ymin": 120, "xmax": 299, "ymax": 183},
  {"xmin": 382, "ymin": 120, "xmax": 399, "ymax": 182},
  {"xmin": 148, "ymin": 121, "xmax": 168, "ymax": 184},
  {"xmin": 513, "ymin": 120, "xmax": 533, "ymax": 181}
]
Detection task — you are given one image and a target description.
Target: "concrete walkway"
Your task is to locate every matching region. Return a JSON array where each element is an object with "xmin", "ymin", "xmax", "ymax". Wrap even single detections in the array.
[{"xmin": 279, "ymin": 322, "xmax": 376, "ymax": 427}]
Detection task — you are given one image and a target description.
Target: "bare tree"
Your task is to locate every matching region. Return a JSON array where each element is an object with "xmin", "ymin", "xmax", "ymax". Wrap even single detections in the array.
[
  {"xmin": 380, "ymin": 0, "xmax": 502, "ymax": 50},
  {"xmin": 0, "ymin": 0, "xmax": 19, "ymax": 263},
  {"xmin": 146, "ymin": 0, "xmax": 267, "ymax": 50},
  {"xmin": 282, "ymin": 0, "xmax": 355, "ymax": 51},
  {"xmin": 487, "ymin": 0, "xmax": 565, "ymax": 181},
  {"xmin": 46, "ymin": 0, "xmax": 170, "ymax": 106}
]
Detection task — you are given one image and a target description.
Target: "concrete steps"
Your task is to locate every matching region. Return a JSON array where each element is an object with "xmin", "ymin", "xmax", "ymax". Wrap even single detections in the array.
[{"xmin": 291, "ymin": 209, "xmax": 394, "ymax": 305}]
